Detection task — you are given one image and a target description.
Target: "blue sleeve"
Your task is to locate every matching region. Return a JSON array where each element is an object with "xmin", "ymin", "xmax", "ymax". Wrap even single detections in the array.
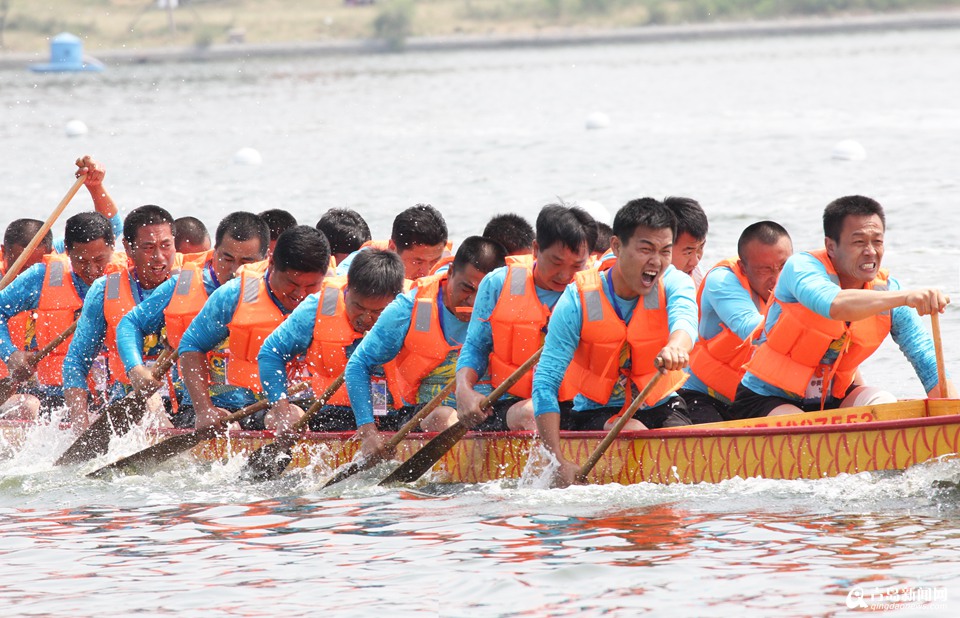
[
  {"xmin": 704, "ymin": 266, "xmax": 763, "ymax": 340},
  {"xmin": 887, "ymin": 277, "xmax": 943, "ymax": 392},
  {"xmin": 62, "ymin": 277, "xmax": 108, "ymax": 389},
  {"xmin": 532, "ymin": 283, "xmax": 582, "ymax": 417},
  {"xmin": 345, "ymin": 292, "xmax": 414, "ymax": 427},
  {"xmin": 109, "ymin": 213, "xmax": 123, "ymax": 240},
  {"xmin": 0, "ymin": 263, "xmax": 45, "ymax": 361},
  {"xmin": 456, "ymin": 267, "xmax": 506, "ymax": 376},
  {"xmin": 117, "ymin": 275, "xmax": 177, "ymax": 372},
  {"xmin": 178, "ymin": 280, "xmax": 239, "ymax": 355},
  {"xmin": 53, "ymin": 238, "xmax": 65, "ymax": 253},
  {"xmin": 663, "ymin": 267, "xmax": 699, "ymax": 343},
  {"xmin": 778, "ymin": 253, "xmax": 840, "ymax": 319},
  {"xmin": 257, "ymin": 294, "xmax": 318, "ymax": 403}
]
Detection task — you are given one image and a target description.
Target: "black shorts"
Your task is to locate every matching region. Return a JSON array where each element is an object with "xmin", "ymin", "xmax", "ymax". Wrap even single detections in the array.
[
  {"xmin": 727, "ymin": 383, "xmax": 848, "ymax": 420},
  {"xmin": 307, "ymin": 405, "xmax": 357, "ymax": 432},
  {"xmin": 677, "ymin": 388, "xmax": 729, "ymax": 424},
  {"xmin": 562, "ymin": 397, "xmax": 690, "ymax": 431}
]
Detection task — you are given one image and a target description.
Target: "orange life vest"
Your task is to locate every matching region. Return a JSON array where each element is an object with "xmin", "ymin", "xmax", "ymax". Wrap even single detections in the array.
[
  {"xmin": 688, "ymin": 258, "xmax": 764, "ymax": 401},
  {"xmin": 565, "ymin": 269, "xmax": 688, "ymax": 407},
  {"xmin": 382, "ymin": 273, "xmax": 457, "ymax": 404},
  {"xmin": 304, "ymin": 277, "xmax": 364, "ymax": 406},
  {"xmin": 488, "ymin": 259, "xmax": 578, "ymax": 400},
  {"xmin": 32, "ymin": 253, "xmax": 83, "ymax": 385},
  {"xmin": 427, "ymin": 255, "xmax": 455, "ymax": 276},
  {"xmin": 744, "ymin": 249, "xmax": 891, "ymax": 402},
  {"xmin": 224, "ymin": 261, "xmax": 286, "ymax": 392},
  {"xmin": 163, "ymin": 251, "xmax": 215, "ymax": 350}
]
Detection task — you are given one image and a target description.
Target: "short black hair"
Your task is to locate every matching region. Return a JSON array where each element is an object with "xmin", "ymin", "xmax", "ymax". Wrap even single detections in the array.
[
  {"xmin": 536, "ymin": 204, "xmax": 597, "ymax": 255},
  {"xmin": 347, "ymin": 248, "xmax": 405, "ymax": 299},
  {"xmin": 823, "ymin": 195, "xmax": 886, "ymax": 243},
  {"xmin": 613, "ymin": 198, "xmax": 677, "ymax": 242},
  {"xmin": 3, "ymin": 219, "xmax": 53, "ymax": 254},
  {"xmin": 316, "ymin": 208, "xmax": 372, "ymax": 256},
  {"xmin": 451, "ymin": 235, "xmax": 507, "ymax": 276},
  {"xmin": 123, "ymin": 205, "xmax": 175, "ymax": 245},
  {"xmin": 482, "ymin": 213, "xmax": 534, "ymax": 255},
  {"xmin": 391, "ymin": 204, "xmax": 448, "ymax": 251},
  {"xmin": 594, "ymin": 222, "xmax": 613, "ymax": 254},
  {"xmin": 664, "ymin": 196, "xmax": 708, "ymax": 241},
  {"xmin": 271, "ymin": 225, "xmax": 330, "ymax": 274},
  {"xmin": 64, "ymin": 212, "xmax": 115, "ymax": 251},
  {"xmin": 258, "ymin": 209, "xmax": 298, "ymax": 241},
  {"xmin": 216, "ymin": 211, "xmax": 270, "ymax": 258},
  {"xmin": 737, "ymin": 221, "xmax": 791, "ymax": 261},
  {"xmin": 173, "ymin": 216, "xmax": 210, "ymax": 252}
]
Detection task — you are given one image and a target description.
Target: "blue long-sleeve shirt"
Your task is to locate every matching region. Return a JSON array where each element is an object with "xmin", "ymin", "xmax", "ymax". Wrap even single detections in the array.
[
  {"xmin": 741, "ymin": 252, "xmax": 942, "ymax": 399},
  {"xmin": 178, "ymin": 272, "xmax": 292, "ymax": 409},
  {"xmin": 684, "ymin": 263, "xmax": 764, "ymax": 399},
  {"xmin": 532, "ymin": 266, "xmax": 698, "ymax": 416},
  {"xmin": 344, "ymin": 282, "xmax": 474, "ymax": 427},
  {"xmin": 456, "ymin": 265, "xmax": 563, "ymax": 377}
]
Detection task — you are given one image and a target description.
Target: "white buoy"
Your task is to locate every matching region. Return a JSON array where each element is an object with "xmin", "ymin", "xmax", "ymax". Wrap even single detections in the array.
[
  {"xmin": 65, "ymin": 119, "xmax": 88, "ymax": 137},
  {"xmin": 575, "ymin": 199, "xmax": 612, "ymax": 224},
  {"xmin": 832, "ymin": 139, "xmax": 866, "ymax": 161},
  {"xmin": 233, "ymin": 147, "xmax": 262, "ymax": 165},
  {"xmin": 585, "ymin": 112, "xmax": 610, "ymax": 130}
]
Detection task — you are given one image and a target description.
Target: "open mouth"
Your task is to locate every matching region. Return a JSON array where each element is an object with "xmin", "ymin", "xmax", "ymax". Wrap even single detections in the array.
[
  {"xmin": 641, "ymin": 269, "xmax": 658, "ymax": 286},
  {"xmin": 859, "ymin": 261, "xmax": 877, "ymax": 273}
]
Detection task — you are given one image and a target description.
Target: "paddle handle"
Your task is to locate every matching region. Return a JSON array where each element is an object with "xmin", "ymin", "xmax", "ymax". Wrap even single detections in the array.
[
  {"xmin": 932, "ymin": 311, "xmax": 948, "ymax": 395},
  {"xmin": 286, "ymin": 374, "xmax": 346, "ymax": 434},
  {"xmin": 29, "ymin": 320, "xmax": 78, "ymax": 366},
  {"xmin": 577, "ymin": 371, "xmax": 664, "ymax": 482},
  {"xmin": 385, "ymin": 378, "xmax": 456, "ymax": 448},
  {"xmin": 479, "ymin": 347, "xmax": 543, "ymax": 411},
  {"xmin": 219, "ymin": 381, "xmax": 310, "ymax": 426},
  {"xmin": 0, "ymin": 175, "xmax": 86, "ymax": 290}
]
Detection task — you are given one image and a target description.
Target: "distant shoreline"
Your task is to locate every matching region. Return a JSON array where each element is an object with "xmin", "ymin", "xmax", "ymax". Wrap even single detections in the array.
[{"xmin": 2, "ymin": 9, "xmax": 959, "ymax": 71}]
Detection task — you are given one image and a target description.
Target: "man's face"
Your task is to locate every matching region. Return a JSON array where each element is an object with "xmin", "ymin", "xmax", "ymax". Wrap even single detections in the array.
[
  {"xmin": 69, "ymin": 238, "xmax": 115, "ymax": 286},
  {"xmin": 269, "ymin": 267, "xmax": 324, "ymax": 312},
  {"xmin": 344, "ymin": 290, "xmax": 395, "ymax": 333},
  {"xmin": 739, "ymin": 236, "xmax": 793, "ymax": 303},
  {"xmin": 395, "ymin": 242, "xmax": 446, "ymax": 280},
  {"xmin": 212, "ymin": 235, "xmax": 265, "ymax": 284},
  {"xmin": 532, "ymin": 241, "xmax": 590, "ymax": 292},
  {"xmin": 5, "ymin": 243, "xmax": 48, "ymax": 271},
  {"xmin": 672, "ymin": 231, "xmax": 706, "ymax": 275},
  {"xmin": 124, "ymin": 223, "xmax": 176, "ymax": 289},
  {"xmin": 611, "ymin": 226, "xmax": 674, "ymax": 297},
  {"xmin": 444, "ymin": 264, "xmax": 487, "ymax": 322},
  {"xmin": 825, "ymin": 214, "xmax": 885, "ymax": 288}
]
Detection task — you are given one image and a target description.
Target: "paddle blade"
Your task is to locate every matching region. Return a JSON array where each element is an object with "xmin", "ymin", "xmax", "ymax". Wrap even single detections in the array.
[
  {"xmin": 378, "ymin": 422, "xmax": 469, "ymax": 486},
  {"xmin": 241, "ymin": 433, "xmax": 298, "ymax": 482},
  {"xmin": 87, "ymin": 425, "xmax": 220, "ymax": 479},
  {"xmin": 55, "ymin": 393, "xmax": 149, "ymax": 466},
  {"xmin": 322, "ymin": 456, "xmax": 377, "ymax": 489}
]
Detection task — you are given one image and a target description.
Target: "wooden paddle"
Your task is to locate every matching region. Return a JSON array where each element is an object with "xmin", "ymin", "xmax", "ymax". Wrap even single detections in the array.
[
  {"xmin": 54, "ymin": 349, "xmax": 179, "ymax": 466},
  {"xmin": 575, "ymin": 371, "xmax": 664, "ymax": 483},
  {"xmin": 322, "ymin": 377, "xmax": 457, "ymax": 489},
  {"xmin": 931, "ymin": 311, "xmax": 948, "ymax": 396},
  {"xmin": 0, "ymin": 175, "xmax": 86, "ymax": 290},
  {"xmin": 241, "ymin": 374, "xmax": 346, "ymax": 482},
  {"xmin": 378, "ymin": 348, "xmax": 542, "ymax": 486},
  {"xmin": 86, "ymin": 381, "xmax": 310, "ymax": 478},
  {"xmin": 0, "ymin": 321, "xmax": 78, "ymax": 403}
]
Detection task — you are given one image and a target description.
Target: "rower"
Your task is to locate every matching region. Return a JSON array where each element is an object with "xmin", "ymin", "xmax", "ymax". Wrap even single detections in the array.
[
  {"xmin": 456, "ymin": 204, "xmax": 597, "ymax": 432},
  {"xmin": 173, "ymin": 216, "xmax": 211, "ymax": 254},
  {"xmin": 664, "ymin": 196, "xmax": 709, "ymax": 287},
  {"xmin": 533, "ymin": 198, "xmax": 698, "ymax": 487},
  {"xmin": 345, "ymin": 237, "xmax": 507, "ymax": 460},
  {"xmin": 0, "ymin": 212, "xmax": 118, "ymax": 419},
  {"xmin": 1, "ymin": 219, "xmax": 53, "ymax": 276},
  {"xmin": 62, "ymin": 205, "xmax": 179, "ymax": 430},
  {"xmin": 258, "ymin": 209, "xmax": 297, "ymax": 258},
  {"xmin": 482, "ymin": 213, "xmax": 534, "ymax": 257},
  {"xmin": 729, "ymin": 195, "xmax": 956, "ymax": 419},
  {"xmin": 177, "ymin": 225, "xmax": 329, "ymax": 431},
  {"xmin": 257, "ymin": 249, "xmax": 404, "ymax": 432},
  {"xmin": 316, "ymin": 208, "xmax": 372, "ymax": 266},
  {"xmin": 679, "ymin": 221, "xmax": 793, "ymax": 423},
  {"xmin": 590, "ymin": 222, "xmax": 613, "ymax": 263},
  {"xmin": 116, "ymin": 212, "xmax": 269, "ymax": 427},
  {"xmin": 335, "ymin": 204, "xmax": 449, "ymax": 281}
]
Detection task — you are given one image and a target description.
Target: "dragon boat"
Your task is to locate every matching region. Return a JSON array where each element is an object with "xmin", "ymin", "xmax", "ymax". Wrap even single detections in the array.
[{"xmin": 2, "ymin": 399, "xmax": 959, "ymax": 484}]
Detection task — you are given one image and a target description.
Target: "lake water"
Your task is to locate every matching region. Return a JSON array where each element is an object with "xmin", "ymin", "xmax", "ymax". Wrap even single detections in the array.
[{"xmin": 2, "ymin": 26, "xmax": 960, "ymax": 616}]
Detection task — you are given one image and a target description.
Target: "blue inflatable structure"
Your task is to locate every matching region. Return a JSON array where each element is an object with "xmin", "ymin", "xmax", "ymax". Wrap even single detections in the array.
[{"xmin": 30, "ymin": 33, "xmax": 104, "ymax": 73}]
